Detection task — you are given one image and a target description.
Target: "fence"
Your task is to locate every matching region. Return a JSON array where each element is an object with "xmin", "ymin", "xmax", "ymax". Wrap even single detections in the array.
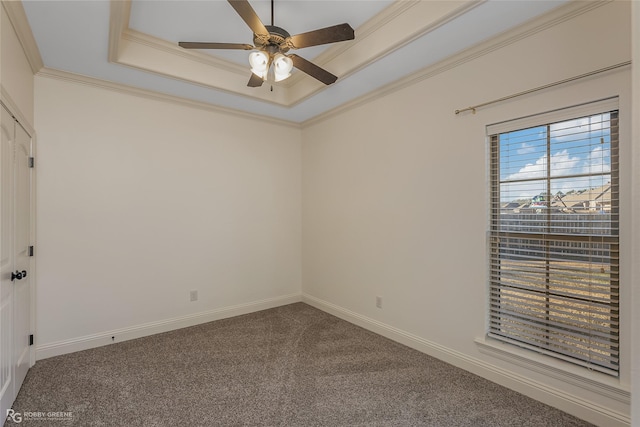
[{"xmin": 493, "ymin": 213, "xmax": 616, "ymax": 263}]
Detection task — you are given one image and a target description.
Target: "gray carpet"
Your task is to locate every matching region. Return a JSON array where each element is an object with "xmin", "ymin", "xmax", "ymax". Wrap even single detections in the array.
[{"xmin": 8, "ymin": 303, "xmax": 593, "ymax": 426}]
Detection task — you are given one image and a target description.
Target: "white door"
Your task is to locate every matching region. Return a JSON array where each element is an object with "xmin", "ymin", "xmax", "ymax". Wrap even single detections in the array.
[
  {"xmin": 13, "ymin": 118, "xmax": 31, "ymax": 393},
  {"xmin": 0, "ymin": 104, "xmax": 16, "ymax": 419},
  {"xmin": 0, "ymin": 104, "xmax": 32, "ymax": 420}
]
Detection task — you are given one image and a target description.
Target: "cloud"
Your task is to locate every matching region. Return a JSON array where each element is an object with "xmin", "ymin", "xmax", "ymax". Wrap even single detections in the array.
[
  {"xmin": 502, "ymin": 150, "xmax": 581, "ymax": 201},
  {"xmin": 501, "ymin": 148, "xmax": 612, "ymax": 201},
  {"xmin": 500, "ymin": 113, "xmax": 612, "ymax": 202},
  {"xmin": 583, "ymin": 146, "xmax": 611, "ymax": 174},
  {"xmin": 506, "ymin": 149, "xmax": 580, "ymax": 181}
]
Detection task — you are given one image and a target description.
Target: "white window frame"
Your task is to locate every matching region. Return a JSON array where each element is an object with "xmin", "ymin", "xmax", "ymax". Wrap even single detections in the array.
[{"xmin": 486, "ymin": 97, "xmax": 620, "ymax": 376}]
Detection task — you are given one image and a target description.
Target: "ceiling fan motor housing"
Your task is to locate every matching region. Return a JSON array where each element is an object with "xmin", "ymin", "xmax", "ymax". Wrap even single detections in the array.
[{"xmin": 254, "ymin": 25, "xmax": 291, "ymax": 53}]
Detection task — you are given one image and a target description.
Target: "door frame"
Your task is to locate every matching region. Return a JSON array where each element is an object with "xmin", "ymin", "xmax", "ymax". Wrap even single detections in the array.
[{"xmin": 1, "ymin": 89, "xmax": 36, "ymax": 369}]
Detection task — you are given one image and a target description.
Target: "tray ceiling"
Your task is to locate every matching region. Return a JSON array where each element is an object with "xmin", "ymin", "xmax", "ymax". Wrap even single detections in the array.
[{"xmin": 21, "ymin": 0, "xmax": 569, "ymax": 124}]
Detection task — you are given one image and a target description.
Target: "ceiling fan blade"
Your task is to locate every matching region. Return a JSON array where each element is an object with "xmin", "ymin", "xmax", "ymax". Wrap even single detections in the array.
[
  {"xmin": 179, "ymin": 42, "xmax": 254, "ymax": 50},
  {"xmin": 247, "ymin": 72, "xmax": 264, "ymax": 87},
  {"xmin": 289, "ymin": 54, "xmax": 338, "ymax": 85},
  {"xmin": 227, "ymin": 0, "xmax": 269, "ymax": 37},
  {"xmin": 286, "ymin": 23, "xmax": 354, "ymax": 49}
]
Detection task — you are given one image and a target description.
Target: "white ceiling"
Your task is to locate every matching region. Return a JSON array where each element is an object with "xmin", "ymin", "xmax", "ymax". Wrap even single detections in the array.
[{"xmin": 21, "ymin": 0, "xmax": 568, "ymax": 124}]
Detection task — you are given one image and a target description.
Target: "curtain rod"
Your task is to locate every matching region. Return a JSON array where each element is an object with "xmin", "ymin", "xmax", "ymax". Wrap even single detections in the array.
[{"xmin": 454, "ymin": 61, "xmax": 631, "ymax": 115}]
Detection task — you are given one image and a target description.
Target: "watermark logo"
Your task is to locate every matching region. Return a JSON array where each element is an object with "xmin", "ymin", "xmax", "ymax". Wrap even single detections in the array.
[
  {"xmin": 6, "ymin": 409, "xmax": 73, "ymax": 423},
  {"xmin": 5, "ymin": 410, "xmax": 21, "ymax": 423}
]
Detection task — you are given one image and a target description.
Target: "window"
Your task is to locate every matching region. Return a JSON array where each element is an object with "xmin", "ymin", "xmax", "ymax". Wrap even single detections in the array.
[{"xmin": 487, "ymin": 99, "xmax": 619, "ymax": 376}]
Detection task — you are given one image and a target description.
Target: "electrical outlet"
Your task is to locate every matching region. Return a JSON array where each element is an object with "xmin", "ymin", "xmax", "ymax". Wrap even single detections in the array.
[
  {"xmin": 376, "ymin": 296, "xmax": 382, "ymax": 309},
  {"xmin": 190, "ymin": 290, "xmax": 198, "ymax": 302}
]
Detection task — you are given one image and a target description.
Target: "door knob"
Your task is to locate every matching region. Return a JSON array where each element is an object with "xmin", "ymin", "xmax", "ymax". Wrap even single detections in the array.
[
  {"xmin": 21, "ymin": 270, "xmax": 27, "ymax": 278},
  {"xmin": 11, "ymin": 271, "xmax": 23, "ymax": 281}
]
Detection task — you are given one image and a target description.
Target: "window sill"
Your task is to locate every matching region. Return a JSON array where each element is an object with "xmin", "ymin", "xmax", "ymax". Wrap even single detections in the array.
[{"xmin": 475, "ymin": 336, "xmax": 630, "ymax": 404}]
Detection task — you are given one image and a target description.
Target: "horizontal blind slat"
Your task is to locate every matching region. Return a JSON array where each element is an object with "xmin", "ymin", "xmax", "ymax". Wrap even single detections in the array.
[{"xmin": 488, "ymin": 106, "xmax": 619, "ymax": 375}]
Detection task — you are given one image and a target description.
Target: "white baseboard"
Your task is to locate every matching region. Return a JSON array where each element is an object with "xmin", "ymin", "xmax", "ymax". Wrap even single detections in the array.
[
  {"xmin": 36, "ymin": 293, "xmax": 302, "ymax": 360},
  {"xmin": 302, "ymin": 293, "xmax": 630, "ymax": 427}
]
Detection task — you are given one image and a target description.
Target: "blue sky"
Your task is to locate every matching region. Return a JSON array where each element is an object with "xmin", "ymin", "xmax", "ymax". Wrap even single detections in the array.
[{"xmin": 498, "ymin": 113, "xmax": 612, "ymax": 202}]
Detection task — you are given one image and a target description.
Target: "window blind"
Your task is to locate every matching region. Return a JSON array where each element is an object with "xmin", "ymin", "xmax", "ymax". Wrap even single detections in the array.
[{"xmin": 488, "ymin": 105, "xmax": 619, "ymax": 375}]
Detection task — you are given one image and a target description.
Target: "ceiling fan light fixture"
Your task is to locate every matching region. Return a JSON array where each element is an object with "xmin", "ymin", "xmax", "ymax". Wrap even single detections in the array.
[
  {"xmin": 179, "ymin": 0, "xmax": 354, "ymax": 87},
  {"xmin": 249, "ymin": 51, "xmax": 269, "ymax": 78},
  {"xmin": 273, "ymin": 53, "xmax": 293, "ymax": 82}
]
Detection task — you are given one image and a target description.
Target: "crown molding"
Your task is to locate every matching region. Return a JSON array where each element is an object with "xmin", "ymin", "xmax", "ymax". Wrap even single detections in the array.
[
  {"xmin": 108, "ymin": 0, "xmax": 478, "ymax": 109},
  {"xmin": 37, "ymin": 0, "xmax": 612, "ymax": 127},
  {"xmin": 282, "ymin": 0, "xmax": 423, "ymax": 88},
  {"xmin": 36, "ymin": 67, "xmax": 301, "ymax": 129},
  {"xmin": 122, "ymin": 29, "xmax": 249, "ymax": 76},
  {"xmin": 286, "ymin": 0, "xmax": 483, "ymax": 108},
  {"xmin": 2, "ymin": 0, "xmax": 44, "ymax": 74},
  {"xmin": 109, "ymin": 0, "xmax": 290, "ymax": 106},
  {"xmin": 108, "ymin": 0, "xmax": 130, "ymax": 63},
  {"xmin": 302, "ymin": 0, "xmax": 613, "ymax": 127},
  {"xmin": 321, "ymin": 0, "xmax": 481, "ymax": 77},
  {"xmin": 116, "ymin": 33, "xmax": 290, "ymax": 105}
]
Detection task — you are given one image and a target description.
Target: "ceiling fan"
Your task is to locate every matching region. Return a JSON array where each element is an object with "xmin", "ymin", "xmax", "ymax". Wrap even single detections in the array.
[{"xmin": 178, "ymin": 0, "xmax": 355, "ymax": 87}]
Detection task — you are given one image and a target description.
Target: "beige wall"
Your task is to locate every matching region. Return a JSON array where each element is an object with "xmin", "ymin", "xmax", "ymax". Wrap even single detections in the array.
[
  {"xmin": 1, "ymin": 3, "xmax": 34, "ymax": 126},
  {"xmin": 302, "ymin": 2, "xmax": 632, "ymax": 425},
  {"xmin": 15, "ymin": 0, "xmax": 638, "ymax": 425},
  {"xmin": 34, "ymin": 76, "xmax": 302, "ymax": 353}
]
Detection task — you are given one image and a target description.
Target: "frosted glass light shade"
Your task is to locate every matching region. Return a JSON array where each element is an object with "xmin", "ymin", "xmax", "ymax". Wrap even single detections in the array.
[
  {"xmin": 249, "ymin": 51, "xmax": 269, "ymax": 78},
  {"xmin": 273, "ymin": 53, "xmax": 293, "ymax": 82}
]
